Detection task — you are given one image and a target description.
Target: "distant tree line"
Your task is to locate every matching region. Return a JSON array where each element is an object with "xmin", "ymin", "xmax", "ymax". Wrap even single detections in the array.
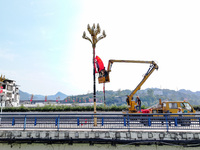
[{"xmin": 63, "ymin": 88, "xmax": 200, "ymax": 107}]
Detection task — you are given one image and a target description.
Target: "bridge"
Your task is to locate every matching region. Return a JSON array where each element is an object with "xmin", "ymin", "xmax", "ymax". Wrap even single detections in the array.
[{"xmin": 0, "ymin": 112, "xmax": 200, "ymax": 149}]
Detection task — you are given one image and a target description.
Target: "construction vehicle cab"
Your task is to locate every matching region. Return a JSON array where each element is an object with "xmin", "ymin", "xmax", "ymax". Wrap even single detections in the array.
[
  {"xmin": 150, "ymin": 99, "xmax": 196, "ymax": 126},
  {"xmin": 151, "ymin": 100, "xmax": 196, "ymax": 114}
]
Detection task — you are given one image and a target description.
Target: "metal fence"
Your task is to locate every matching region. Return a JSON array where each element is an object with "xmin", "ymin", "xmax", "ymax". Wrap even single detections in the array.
[{"xmin": 0, "ymin": 113, "xmax": 200, "ymax": 131}]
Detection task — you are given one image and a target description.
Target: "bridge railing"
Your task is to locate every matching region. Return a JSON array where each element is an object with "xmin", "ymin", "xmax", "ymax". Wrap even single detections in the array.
[{"xmin": 0, "ymin": 113, "xmax": 199, "ymax": 131}]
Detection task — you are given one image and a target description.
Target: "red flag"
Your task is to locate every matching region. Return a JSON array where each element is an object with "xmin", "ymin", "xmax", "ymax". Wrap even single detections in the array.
[
  {"xmin": 95, "ymin": 56, "xmax": 105, "ymax": 72},
  {"xmin": 30, "ymin": 94, "xmax": 34, "ymax": 102}
]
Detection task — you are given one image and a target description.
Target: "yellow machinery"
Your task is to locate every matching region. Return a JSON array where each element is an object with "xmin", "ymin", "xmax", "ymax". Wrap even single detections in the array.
[
  {"xmin": 98, "ymin": 60, "xmax": 158, "ymax": 113},
  {"xmin": 151, "ymin": 99, "xmax": 196, "ymax": 115}
]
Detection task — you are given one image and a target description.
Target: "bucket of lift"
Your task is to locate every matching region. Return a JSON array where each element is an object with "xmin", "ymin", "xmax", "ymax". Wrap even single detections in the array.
[{"xmin": 98, "ymin": 70, "xmax": 110, "ymax": 84}]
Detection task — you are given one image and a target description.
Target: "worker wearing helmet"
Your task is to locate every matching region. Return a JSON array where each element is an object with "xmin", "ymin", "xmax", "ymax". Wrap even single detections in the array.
[{"xmin": 135, "ymin": 96, "xmax": 141, "ymax": 112}]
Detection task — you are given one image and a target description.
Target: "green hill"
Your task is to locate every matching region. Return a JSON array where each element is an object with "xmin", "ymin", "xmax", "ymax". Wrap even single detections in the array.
[{"xmin": 63, "ymin": 88, "xmax": 200, "ymax": 107}]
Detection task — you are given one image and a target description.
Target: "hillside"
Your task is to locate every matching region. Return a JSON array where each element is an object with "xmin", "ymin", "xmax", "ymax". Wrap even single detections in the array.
[
  {"xmin": 19, "ymin": 88, "xmax": 200, "ymax": 106},
  {"xmin": 19, "ymin": 91, "xmax": 67, "ymax": 100},
  {"xmin": 63, "ymin": 88, "xmax": 200, "ymax": 106}
]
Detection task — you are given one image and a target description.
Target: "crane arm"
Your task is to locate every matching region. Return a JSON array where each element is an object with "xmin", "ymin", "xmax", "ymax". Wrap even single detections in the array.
[
  {"xmin": 127, "ymin": 62, "xmax": 158, "ymax": 107},
  {"xmin": 98, "ymin": 59, "xmax": 158, "ymax": 113},
  {"xmin": 107, "ymin": 60, "xmax": 157, "ymax": 72},
  {"xmin": 107, "ymin": 59, "xmax": 158, "ymax": 99}
]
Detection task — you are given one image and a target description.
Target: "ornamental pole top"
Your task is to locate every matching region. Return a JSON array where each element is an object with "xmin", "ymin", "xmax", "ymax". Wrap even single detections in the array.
[{"xmin": 82, "ymin": 23, "xmax": 106, "ymax": 48}]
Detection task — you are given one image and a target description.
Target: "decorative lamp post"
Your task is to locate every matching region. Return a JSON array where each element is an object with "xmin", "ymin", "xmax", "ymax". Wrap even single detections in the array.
[{"xmin": 82, "ymin": 23, "xmax": 106, "ymax": 126}]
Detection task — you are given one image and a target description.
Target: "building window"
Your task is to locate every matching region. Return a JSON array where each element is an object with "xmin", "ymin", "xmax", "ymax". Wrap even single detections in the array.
[{"xmin": 7, "ymin": 85, "xmax": 13, "ymax": 91}]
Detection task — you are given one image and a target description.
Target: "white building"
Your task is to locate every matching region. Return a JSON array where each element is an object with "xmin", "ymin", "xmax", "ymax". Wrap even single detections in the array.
[{"xmin": 1, "ymin": 79, "xmax": 20, "ymax": 107}]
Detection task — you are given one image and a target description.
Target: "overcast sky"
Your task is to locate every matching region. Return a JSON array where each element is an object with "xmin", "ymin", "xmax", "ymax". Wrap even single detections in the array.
[{"xmin": 0, "ymin": 0, "xmax": 200, "ymax": 95}]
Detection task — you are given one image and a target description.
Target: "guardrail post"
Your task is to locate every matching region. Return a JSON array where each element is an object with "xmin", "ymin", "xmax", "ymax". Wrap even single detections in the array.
[
  {"xmin": 127, "ymin": 114, "xmax": 130, "ymax": 127},
  {"xmin": 24, "ymin": 115, "xmax": 27, "ymax": 130},
  {"xmin": 55, "ymin": 117, "xmax": 58, "ymax": 126},
  {"xmin": 175, "ymin": 117, "xmax": 177, "ymax": 126},
  {"xmin": 34, "ymin": 117, "xmax": 37, "ymax": 126},
  {"xmin": 77, "ymin": 118, "xmax": 79, "ymax": 126},
  {"xmin": 148, "ymin": 117, "xmax": 151, "ymax": 126},
  {"xmin": 12, "ymin": 117, "xmax": 15, "ymax": 126},
  {"xmin": 101, "ymin": 117, "xmax": 104, "ymax": 126},
  {"xmin": 199, "ymin": 118, "xmax": 200, "ymax": 126},
  {"xmin": 92, "ymin": 115, "xmax": 94, "ymax": 127},
  {"xmin": 57, "ymin": 115, "xmax": 60, "ymax": 131},
  {"xmin": 165, "ymin": 115, "xmax": 169, "ymax": 132},
  {"xmin": 124, "ymin": 117, "xmax": 126, "ymax": 126}
]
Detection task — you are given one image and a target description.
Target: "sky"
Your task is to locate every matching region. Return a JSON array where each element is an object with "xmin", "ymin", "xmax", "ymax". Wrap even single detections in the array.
[{"xmin": 0, "ymin": 0, "xmax": 200, "ymax": 96}]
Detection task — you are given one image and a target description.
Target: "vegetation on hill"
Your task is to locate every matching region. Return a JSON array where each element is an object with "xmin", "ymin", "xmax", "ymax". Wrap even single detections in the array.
[{"xmin": 64, "ymin": 88, "xmax": 200, "ymax": 107}]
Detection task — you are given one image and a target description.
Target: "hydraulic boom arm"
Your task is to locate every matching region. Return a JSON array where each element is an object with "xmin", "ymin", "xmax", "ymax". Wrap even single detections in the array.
[{"xmin": 98, "ymin": 59, "xmax": 158, "ymax": 113}]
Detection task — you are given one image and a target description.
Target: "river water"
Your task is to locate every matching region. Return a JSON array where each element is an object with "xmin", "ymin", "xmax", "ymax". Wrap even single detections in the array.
[{"xmin": 2, "ymin": 143, "xmax": 200, "ymax": 150}]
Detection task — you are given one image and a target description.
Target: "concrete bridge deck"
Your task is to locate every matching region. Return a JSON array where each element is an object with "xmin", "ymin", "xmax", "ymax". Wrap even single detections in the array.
[{"xmin": 0, "ymin": 129, "xmax": 200, "ymax": 147}]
